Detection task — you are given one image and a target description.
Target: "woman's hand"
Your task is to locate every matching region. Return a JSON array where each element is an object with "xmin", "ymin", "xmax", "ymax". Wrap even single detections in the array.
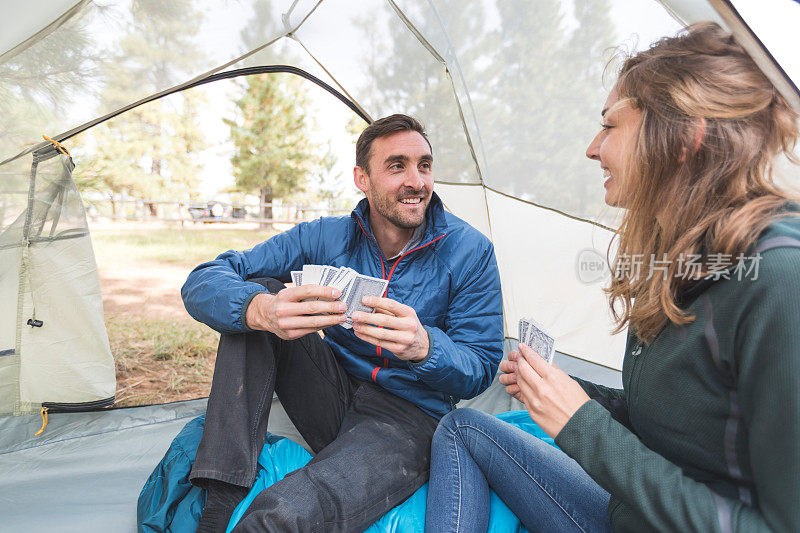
[{"xmin": 503, "ymin": 343, "xmax": 591, "ymax": 438}]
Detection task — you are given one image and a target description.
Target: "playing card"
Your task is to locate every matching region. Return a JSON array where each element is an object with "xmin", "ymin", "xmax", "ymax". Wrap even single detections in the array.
[
  {"xmin": 320, "ymin": 265, "xmax": 340, "ymax": 286},
  {"xmin": 341, "ymin": 274, "xmax": 389, "ymax": 328},
  {"xmin": 327, "ymin": 266, "xmax": 344, "ymax": 285},
  {"xmin": 291, "ymin": 270, "xmax": 303, "ymax": 286},
  {"xmin": 520, "ymin": 316, "xmax": 556, "ymax": 364},
  {"xmin": 299, "ymin": 265, "xmax": 330, "ymax": 302},
  {"xmin": 331, "ymin": 267, "xmax": 357, "ymax": 298},
  {"xmin": 519, "ymin": 317, "xmax": 531, "ymax": 343},
  {"xmin": 301, "ymin": 264, "xmax": 324, "ymax": 286}
]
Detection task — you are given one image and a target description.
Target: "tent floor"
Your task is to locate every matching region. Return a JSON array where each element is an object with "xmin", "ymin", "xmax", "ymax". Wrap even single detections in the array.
[{"xmin": 0, "ymin": 349, "xmax": 619, "ymax": 532}]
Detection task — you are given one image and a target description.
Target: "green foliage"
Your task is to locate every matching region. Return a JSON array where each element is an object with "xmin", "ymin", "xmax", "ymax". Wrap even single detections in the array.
[
  {"xmin": 0, "ymin": 7, "xmax": 96, "ymax": 159},
  {"xmin": 226, "ymin": 73, "xmax": 323, "ymax": 219},
  {"xmin": 356, "ymin": 0, "xmax": 617, "ymax": 218},
  {"xmin": 71, "ymin": 0, "xmax": 208, "ymax": 205},
  {"xmin": 225, "ymin": 0, "xmax": 341, "ymax": 217},
  {"xmin": 74, "ymin": 92, "xmax": 208, "ymax": 204}
]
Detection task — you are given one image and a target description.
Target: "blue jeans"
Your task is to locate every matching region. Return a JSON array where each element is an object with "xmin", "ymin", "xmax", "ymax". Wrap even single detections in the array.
[{"xmin": 426, "ymin": 408, "xmax": 612, "ymax": 533}]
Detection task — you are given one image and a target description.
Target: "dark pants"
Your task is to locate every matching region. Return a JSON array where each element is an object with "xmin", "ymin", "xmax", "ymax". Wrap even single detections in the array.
[{"xmin": 191, "ymin": 278, "xmax": 439, "ymax": 532}]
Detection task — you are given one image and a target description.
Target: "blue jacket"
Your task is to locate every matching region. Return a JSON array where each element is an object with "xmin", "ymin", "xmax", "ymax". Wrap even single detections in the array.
[{"xmin": 181, "ymin": 193, "xmax": 503, "ymax": 417}]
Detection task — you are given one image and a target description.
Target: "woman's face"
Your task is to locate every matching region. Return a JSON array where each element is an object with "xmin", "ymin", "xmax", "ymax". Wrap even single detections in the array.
[{"xmin": 585, "ymin": 87, "xmax": 642, "ymax": 207}]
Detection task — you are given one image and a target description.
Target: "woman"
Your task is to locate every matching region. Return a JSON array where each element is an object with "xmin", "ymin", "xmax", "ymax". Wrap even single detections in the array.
[{"xmin": 426, "ymin": 22, "xmax": 800, "ymax": 532}]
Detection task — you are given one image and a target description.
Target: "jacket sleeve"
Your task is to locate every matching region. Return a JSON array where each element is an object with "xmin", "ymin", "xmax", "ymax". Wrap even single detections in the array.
[
  {"xmin": 407, "ymin": 240, "xmax": 503, "ymax": 400},
  {"xmin": 555, "ymin": 248, "xmax": 800, "ymax": 532},
  {"xmin": 571, "ymin": 376, "xmax": 631, "ymax": 429},
  {"xmin": 181, "ymin": 220, "xmax": 325, "ymax": 333}
]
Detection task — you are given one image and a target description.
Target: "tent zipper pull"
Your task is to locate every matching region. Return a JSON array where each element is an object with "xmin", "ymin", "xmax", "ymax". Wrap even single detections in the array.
[{"xmin": 34, "ymin": 407, "xmax": 49, "ymax": 436}]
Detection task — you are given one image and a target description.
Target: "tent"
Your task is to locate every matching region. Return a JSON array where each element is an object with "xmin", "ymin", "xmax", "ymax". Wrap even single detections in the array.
[{"xmin": 0, "ymin": 0, "xmax": 798, "ymax": 530}]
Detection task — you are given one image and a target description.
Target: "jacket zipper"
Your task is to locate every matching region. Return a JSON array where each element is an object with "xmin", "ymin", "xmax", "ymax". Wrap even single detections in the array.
[
  {"xmin": 630, "ymin": 335, "xmax": 655, "ymax": 410},
  {"xmin": 625, "ymin": 339, "xmax": 643, "ymax": 397},
  {"xmin": 354, "ymin": 216, "xmax": 445, "ymax": 381}
]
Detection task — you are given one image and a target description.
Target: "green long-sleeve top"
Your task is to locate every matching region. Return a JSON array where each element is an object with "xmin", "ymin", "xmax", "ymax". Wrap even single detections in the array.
[{"xmin": 555, "ymin": 215, "xmax": 800, "ymax": 532}]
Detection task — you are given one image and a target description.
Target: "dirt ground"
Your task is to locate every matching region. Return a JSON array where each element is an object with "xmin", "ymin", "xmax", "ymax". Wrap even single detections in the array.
[
  {"xmin": 98, "ymin": 255, "xmax": 218, "ymax": 406},
  {"xmin": 99, "ymin": 259, "xmax": 190, "ymax": 320},
  {"xmin": 92, "ymin": 222, "xmax": 283, "ymax": 406}
]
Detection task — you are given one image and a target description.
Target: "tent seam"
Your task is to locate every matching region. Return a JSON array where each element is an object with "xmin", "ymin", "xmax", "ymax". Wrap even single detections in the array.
[
  {"xmin": 707, "ymin": 0, "xmax": 800, "ymax": 111},
  {"xmin": 0, "ymin": 2, "xmax": 327, "ymax": 167},
  {"xmin": 484, "ymin": 185, "xmax": 617, "ymax": 233},
  {"xmin": 436, "ymin": 182, "xmax": 617, "ymax": 234},
  {"xmin": 12, "ymin": 155, "xmax": 42, "ymax": 415},
  {"xmin": 290, "ymin": 36, "xmax": 373, "ymax": 124},
  {"xmin": 0, "ymin": 0, "xmax": 91, "ymax": 64}
]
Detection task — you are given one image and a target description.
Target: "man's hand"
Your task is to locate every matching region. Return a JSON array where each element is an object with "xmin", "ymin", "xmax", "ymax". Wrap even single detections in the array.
[
  {"xmin": 502, "ymin": 342, "xmax": 590, "ymax": 438},
  {"xmin": 350, "ymin": 296, "xmax": 429, "ymax": 362},
  {"xmin": 245, "ymin": 285, "xmax": 346, "ymax": 340},
  {"xmin": 498, "ymin": 351, "xmax": 523, "ymax": 402}
]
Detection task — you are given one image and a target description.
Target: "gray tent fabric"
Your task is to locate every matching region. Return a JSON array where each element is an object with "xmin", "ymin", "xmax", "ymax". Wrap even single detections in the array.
[
  {"xmin": 0, "ymin": 399, "xmax": 208, "ymax": 533},
  {"xmin": 0, "ymin": 346, "xmax": 619, "ymax": 532}
]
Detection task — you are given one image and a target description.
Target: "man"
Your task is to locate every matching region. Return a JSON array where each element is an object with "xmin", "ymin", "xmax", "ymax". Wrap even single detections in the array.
[{"xmin": 182, "ymin": 114, "xmax": 502, "ymax": 532}]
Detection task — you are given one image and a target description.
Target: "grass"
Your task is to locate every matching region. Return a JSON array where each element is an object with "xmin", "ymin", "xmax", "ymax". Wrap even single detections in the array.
[
  {"xmin": 92, "ymin": 226, "xmax": 278, "ymax": 266},
  {"xmin": 108, "ymin": 314, "xmax": 220, "ymax": 406},
  {"xmin": 92, "ymin": 224, "xmax": 282, "ymax": 406}
]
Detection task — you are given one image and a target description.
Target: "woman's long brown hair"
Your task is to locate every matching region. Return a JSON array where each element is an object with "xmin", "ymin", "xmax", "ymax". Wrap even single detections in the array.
[{"xmin": 607, "ymin": 22, "xmax": 799, "ymax": 344}]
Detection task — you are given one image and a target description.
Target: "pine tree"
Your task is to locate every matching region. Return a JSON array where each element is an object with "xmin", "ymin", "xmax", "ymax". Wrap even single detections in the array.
[
  {"xmin": 354, "ymin": 0, "xmax": 617, "ymax": 219},
  {"xmin": 482, "ymin": 0, "xmax": 617, "ymax": 217},
  {"xmin": 0, "ymin": 11, "xmax": 93, "ymax": 158},
  {"xmin": 312, "ymin": 143, "xmax": 349, "ymax": 210},
  {"xmin": 225, "ymin": 73, "xmax": 321, "ymax": 227},
  {"xmin": 354, "ymin": 0, "xmax": 490, "ymax": 183},
  {"xmin": 71, "ymin": 0, "xmax": 208, "ymax": 214}
]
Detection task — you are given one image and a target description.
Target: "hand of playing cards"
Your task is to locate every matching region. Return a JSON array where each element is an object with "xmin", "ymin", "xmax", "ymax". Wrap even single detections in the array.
[
  {"xmin": 292, "ymin": 265, "xmax": 388, "ymax": 329},
  {"xmin": 518, "ymin": 317, "xmax": 556, "ymax": 364}
]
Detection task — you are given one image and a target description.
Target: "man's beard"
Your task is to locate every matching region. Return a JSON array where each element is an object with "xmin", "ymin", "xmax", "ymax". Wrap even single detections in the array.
[{"xmin": 370, "ymin": 188, "xmax": 430, "ymax": 229}]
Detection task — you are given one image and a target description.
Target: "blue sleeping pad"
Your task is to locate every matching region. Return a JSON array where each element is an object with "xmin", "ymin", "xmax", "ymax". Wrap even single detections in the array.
[{"xmin": 138, "ymin": 410, "xmax": 556, "ymax": 532}]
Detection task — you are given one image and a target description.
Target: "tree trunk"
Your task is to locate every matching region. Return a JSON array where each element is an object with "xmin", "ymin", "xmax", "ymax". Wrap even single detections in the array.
[
  {"xmin": 144, "ymin": 157, "xmax": 163, "ymax": 219},
  {"xmin": 260, "ymin": 187, "xmax": 273, "ymax": 230}
]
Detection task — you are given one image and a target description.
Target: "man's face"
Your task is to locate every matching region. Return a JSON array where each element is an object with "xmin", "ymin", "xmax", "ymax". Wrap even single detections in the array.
[{"xmin": 354, "ymin": 130, "xmax": 434, "ymax": 230}]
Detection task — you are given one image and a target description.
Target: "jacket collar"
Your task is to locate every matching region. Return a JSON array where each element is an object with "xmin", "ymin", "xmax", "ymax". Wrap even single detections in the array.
[{"xmin": 351, "ymin": 191, "xmax": 447, "ymax": 244}]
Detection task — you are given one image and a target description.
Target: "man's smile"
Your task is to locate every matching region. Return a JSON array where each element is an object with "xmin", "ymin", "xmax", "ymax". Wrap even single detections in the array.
[{"xmin": 400, "ymin": 197, "xmax": 422, "ymax": 204}]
